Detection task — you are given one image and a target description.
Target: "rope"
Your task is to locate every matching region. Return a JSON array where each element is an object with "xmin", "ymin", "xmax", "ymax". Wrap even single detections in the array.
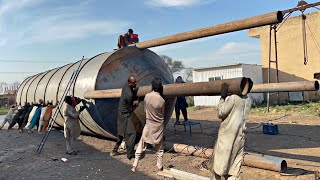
[
  {"xmin": 301, "ymin": 13, "xmax": 308, "ymax": 65},
  {"xmin": 247, "ymin": 115, "xmax": 287, "ymax": 129},
  {"xmin": 305, "ymin": 19, "xmax": 320, "ymax": 55}
]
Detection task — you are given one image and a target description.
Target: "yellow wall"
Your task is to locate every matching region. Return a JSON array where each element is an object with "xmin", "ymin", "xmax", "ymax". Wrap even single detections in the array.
[{"xmin": 249, "ymin": 11, "xmax": 320, "ymax": 102}]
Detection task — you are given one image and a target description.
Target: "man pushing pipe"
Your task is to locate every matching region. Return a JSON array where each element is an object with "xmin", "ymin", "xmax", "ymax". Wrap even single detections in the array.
[{"xmin": 210, "ymin": 83, "xmax": 252, "ymax": 180}]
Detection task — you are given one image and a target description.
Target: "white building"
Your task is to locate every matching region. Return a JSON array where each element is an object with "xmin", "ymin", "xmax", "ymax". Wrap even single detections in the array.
[{"xmin": 192, "ymin": 63, "xmax": 264, "ymax": 106}]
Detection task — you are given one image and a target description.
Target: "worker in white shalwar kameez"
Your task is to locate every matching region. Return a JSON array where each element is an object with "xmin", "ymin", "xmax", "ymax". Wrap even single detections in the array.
[
  {"xmin": 0, "ymin": 105, "xmax": 17, "ymax": 130},
  {"xmin": 210, "ymin": 83, "xmax": 252, "ymax": 180},
  {"xmin": 131, "ymin": 78, "xmax": 165, "ymax": 172},
  {"xmin": 63, "ymin": 96, "xmax": 85, "ymax": 155}
]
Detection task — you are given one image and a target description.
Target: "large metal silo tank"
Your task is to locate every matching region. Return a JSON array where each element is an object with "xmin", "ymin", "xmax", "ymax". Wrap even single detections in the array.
[{"xmin": 16, "ymin": 47, "xmax": 175, "ymax": 139}]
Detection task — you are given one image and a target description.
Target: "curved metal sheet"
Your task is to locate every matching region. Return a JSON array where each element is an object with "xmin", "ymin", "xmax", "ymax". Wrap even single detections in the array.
[
  {"xmin": 42, "ymin": 66, "xmax": 65, "ymax": 102},
  {"xmin": 16, "ymin": 76, "xmax": 34, "ymax": 105},
  {"xmin": 45, "ymin": 63, "xmax": 74, "ymax": 127},
  {"xmin": 73, "ymin": 52, "xmax": 113, "ymax": 137},
  {"xmin": 26, "ymin": 72, "xmax": 48, "ymax": 103},
  {"xmin": 57, "ymin": 60, "xmax": 89, "ymax": 102},
  {"xmin": 54, "ymin": 59, "xmax": 88, "ymax": 128},
  {"xmin": 94, "ymin": 47, "xmax": 175, "ymax": 138},
  {"xmin": 17, "ymin": 47, "xmax": 175, "ymax": 140},
  {"xmin": 34, "ymin": 68, "xmax": 60, "ymax": 103},
  {"xmin": 21, "ymin": 73, "xmax": 42, "ymax": 104},
  {"xmin": 45, "ymin": 64, "xmax": 73, "ymax": 104}
]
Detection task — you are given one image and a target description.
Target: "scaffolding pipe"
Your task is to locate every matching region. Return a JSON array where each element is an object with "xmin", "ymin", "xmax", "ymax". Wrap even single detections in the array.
[
  {"xmin": 135, "ymin": 11, "xmax": 283, "ymax": 49},
  {"xmin": 163, "ymin": 142, "xmax": 287, "ymax": 173}
]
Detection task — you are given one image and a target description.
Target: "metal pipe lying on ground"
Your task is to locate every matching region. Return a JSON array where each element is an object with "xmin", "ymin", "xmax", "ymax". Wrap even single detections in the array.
[
  {"xmin": 136, "ymin": 11, "xmax": 283, "ymax": 49},
  {"xmin": 163, "ymin": 142, "xmax": 287, "ymax": 173},
  {"xmin": 251, "ymin": 81, "xmax": 319, "ymax": 93},
  {"xmin": 84, "ymin": 77, "xmax": 252, "ymax": 99}
]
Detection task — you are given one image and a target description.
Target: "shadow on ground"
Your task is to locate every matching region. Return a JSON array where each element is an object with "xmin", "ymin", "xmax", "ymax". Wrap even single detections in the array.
[{"xmin": 0, "ymin": 129, "xmax": 153, "ymax": 180}]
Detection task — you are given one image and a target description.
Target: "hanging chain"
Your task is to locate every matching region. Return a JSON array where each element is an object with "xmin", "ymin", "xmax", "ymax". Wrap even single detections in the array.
[{"xmin": 301, "ymin": 12, "xmax": 308, "ymax": 65}]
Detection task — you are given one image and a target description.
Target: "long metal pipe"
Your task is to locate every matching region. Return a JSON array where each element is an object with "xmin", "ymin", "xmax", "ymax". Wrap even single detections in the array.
[
  {"xmin": 163, "ymin": 142, "xmax": 287, "ymax": 173},
  {"xmin": 251, "ymin": 81, "xmax": 319, "ymax": 93},
  {"xmin": 135, "ymin": 11, "xmax": 283, "ymax": 49},
  {"xmin": 84, "ymin": 80, "xmax": 319, "ymax": 99},
  {"xmin": 84, "ymin": 77, "xmax": 252, "ymax": 99}
]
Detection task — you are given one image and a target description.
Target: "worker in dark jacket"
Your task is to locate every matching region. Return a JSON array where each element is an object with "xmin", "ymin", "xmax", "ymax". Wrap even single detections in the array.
[
  {"xmin": 7, "ymin": 108, "xmax": 24, "ymax": 131},
  {"xmin": 111, "ymin": 75, "xmax": 139, "ymax": 160},
  {"xmin": 174, "ymin": 76, "xmax": 188, "ymax": 124},
  {"xmin": 21, "ymin": 104, "xmax": 34, "ymax": 132}
]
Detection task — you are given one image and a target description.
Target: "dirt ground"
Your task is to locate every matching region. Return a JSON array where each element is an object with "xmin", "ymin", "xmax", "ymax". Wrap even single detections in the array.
[{"xmin": 0, "ymin": 107, "xmax": 320, "ymax": 180}]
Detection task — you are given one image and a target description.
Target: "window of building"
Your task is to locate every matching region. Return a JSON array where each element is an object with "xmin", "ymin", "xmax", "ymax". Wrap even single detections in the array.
[{"xmin": 209, "ymin": 76, "xmax": 222, "ymax": 81}]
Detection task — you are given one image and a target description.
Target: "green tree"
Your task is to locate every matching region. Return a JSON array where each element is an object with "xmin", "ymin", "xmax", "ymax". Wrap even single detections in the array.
[{"xmin": 160, "ymin": 55, "xmax": 185, "ymax": 74}]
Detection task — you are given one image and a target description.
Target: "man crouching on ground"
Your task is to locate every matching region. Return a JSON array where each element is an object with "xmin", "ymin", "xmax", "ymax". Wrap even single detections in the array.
[
  {"xmin": 63, "ymin": 96, "xmax": 85, "ymax": 155},
  {"xmin": 210, "ymin": 83, "xmax": 252, "ymax": 180},
  {"xmin": 132, "ymin": 77, "xmax": 165, "ymax": 172}
]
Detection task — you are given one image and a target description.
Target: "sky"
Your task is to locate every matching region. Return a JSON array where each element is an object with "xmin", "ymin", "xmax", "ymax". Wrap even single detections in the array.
[{"xmin": 0, "ymin": 0, "xmax": 319, "ymax": 83}]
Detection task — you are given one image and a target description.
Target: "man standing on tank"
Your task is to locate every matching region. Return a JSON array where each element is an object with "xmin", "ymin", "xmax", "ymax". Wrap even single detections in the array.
[{"xmin": 111, "ymin": 75, "xmax": 139, "ymax": 160}]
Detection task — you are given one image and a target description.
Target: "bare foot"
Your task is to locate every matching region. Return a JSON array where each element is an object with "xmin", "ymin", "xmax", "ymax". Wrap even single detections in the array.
[{"xmin": 131, "ymin": 166, "xmax": 136, "ymax": 172}]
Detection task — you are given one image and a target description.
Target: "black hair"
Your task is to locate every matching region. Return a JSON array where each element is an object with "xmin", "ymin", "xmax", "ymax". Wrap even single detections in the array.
[
  {"xmin": 128, "ymin": 29, "xmax": 133, "ymax": 33},
  {"xmin": 152, "ymin": 78, "xmax": 163, "ymax": 94},
  {"xmin": 65, "ymin": 96, "xmax": 72, "ymax": 105}
]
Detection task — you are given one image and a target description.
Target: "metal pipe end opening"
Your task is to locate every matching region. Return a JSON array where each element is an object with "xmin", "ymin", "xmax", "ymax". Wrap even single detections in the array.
[
  {"xmin": 240, "ymin": 78, "xmax": 253, "ymax": 95},
  {"xmin": 280, "ymin": 160, "xmax": 288, "ymax": 173},
  {"xmin": 314, "ymin": 81, "xmax": 319, "ymax": 90},
  {"xmin": 277, "ymin": 11, "xmax": 284, "ymax": 22}
]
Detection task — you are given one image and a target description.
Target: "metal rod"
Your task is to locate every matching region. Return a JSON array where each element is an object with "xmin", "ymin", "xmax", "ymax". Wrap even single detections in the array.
[
  {"xmin": 84, "ymin": 78, "xmax": 252, "ymax": 99},
  {"xmin": 251, "ymin": 81, "xmax": 319, "ymax": 93},
  {"xmin": 282, "ymin": 2, "xmax": 320, "ymax": 14},
  {"xmin": 274, "ymin": 27, "xmax": 280, "ymax": 104},
  {"xmin": 267, "ymin": 26, "xmax": 272, "ymax": 112},
  {"xmin": 163, "ymin": 142, "xmax": 287, "ymax": 173},
  {"xmin": 135, "ymin": 11, "xmax": 283, "ymax": 49}
]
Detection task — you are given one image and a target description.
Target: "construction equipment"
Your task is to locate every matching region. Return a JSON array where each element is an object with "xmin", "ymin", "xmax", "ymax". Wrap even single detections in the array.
[{"xmin": 36, "ymin": 56, "xmax": 84, "ymax": 154}]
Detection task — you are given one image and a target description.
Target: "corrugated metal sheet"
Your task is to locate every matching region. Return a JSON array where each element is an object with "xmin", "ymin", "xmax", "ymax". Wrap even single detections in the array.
[
  {"xmin": 242, "ymin": 64, "xmax": 264, "ymax": 105},
  {"xmin": 193, "ymin": 65, "xmax": 243, "ymax": 106},
  {"xmin": 193, "ymin": 64, "xmax": 264, "ymax": 106}
]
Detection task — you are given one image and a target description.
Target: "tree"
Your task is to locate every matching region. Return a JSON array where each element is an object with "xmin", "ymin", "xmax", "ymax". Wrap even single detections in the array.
[
  {"xmin": 183, "ymin": 67, "xmax": 193, "ymax": 83},
  {"xmin": 12, "ymin": 81, "xmax": 20, "ymax": 90},
  {"xmin": 160, "ymin": 55, "xmax": 185, "ymax": 74},
  {"xmin": 0, "ymin": 82, "xmax": 7, "ymax": 93}
]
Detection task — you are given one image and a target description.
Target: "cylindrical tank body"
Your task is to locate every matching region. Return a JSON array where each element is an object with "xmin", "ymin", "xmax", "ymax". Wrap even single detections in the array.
[{"xmin": 16, "ymin": 47, "xmax": 175, "ymax": 139}]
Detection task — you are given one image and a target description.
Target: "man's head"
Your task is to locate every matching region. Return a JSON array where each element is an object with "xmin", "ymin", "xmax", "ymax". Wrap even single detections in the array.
[
  {"xmin": 64, "ymin": 96, "xmax": 72, "ymax": 105},
  {"xmin": 128, "ymin": 75, "xmax": 137, "ymax": 89},
  {"xmin": 65, "ymin": 96, "xmax": 82, "ymax": 107},
  {"xmin": 152, "ymin": 77, "xmax": 163, "ymax": 95},
  {"xmin": 128, "ymin": 29, "xmax": 133, "ymax": 35},
  {"xmin": 175, "ymin": 76, "xmax": 183, "ymax": 83}
]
